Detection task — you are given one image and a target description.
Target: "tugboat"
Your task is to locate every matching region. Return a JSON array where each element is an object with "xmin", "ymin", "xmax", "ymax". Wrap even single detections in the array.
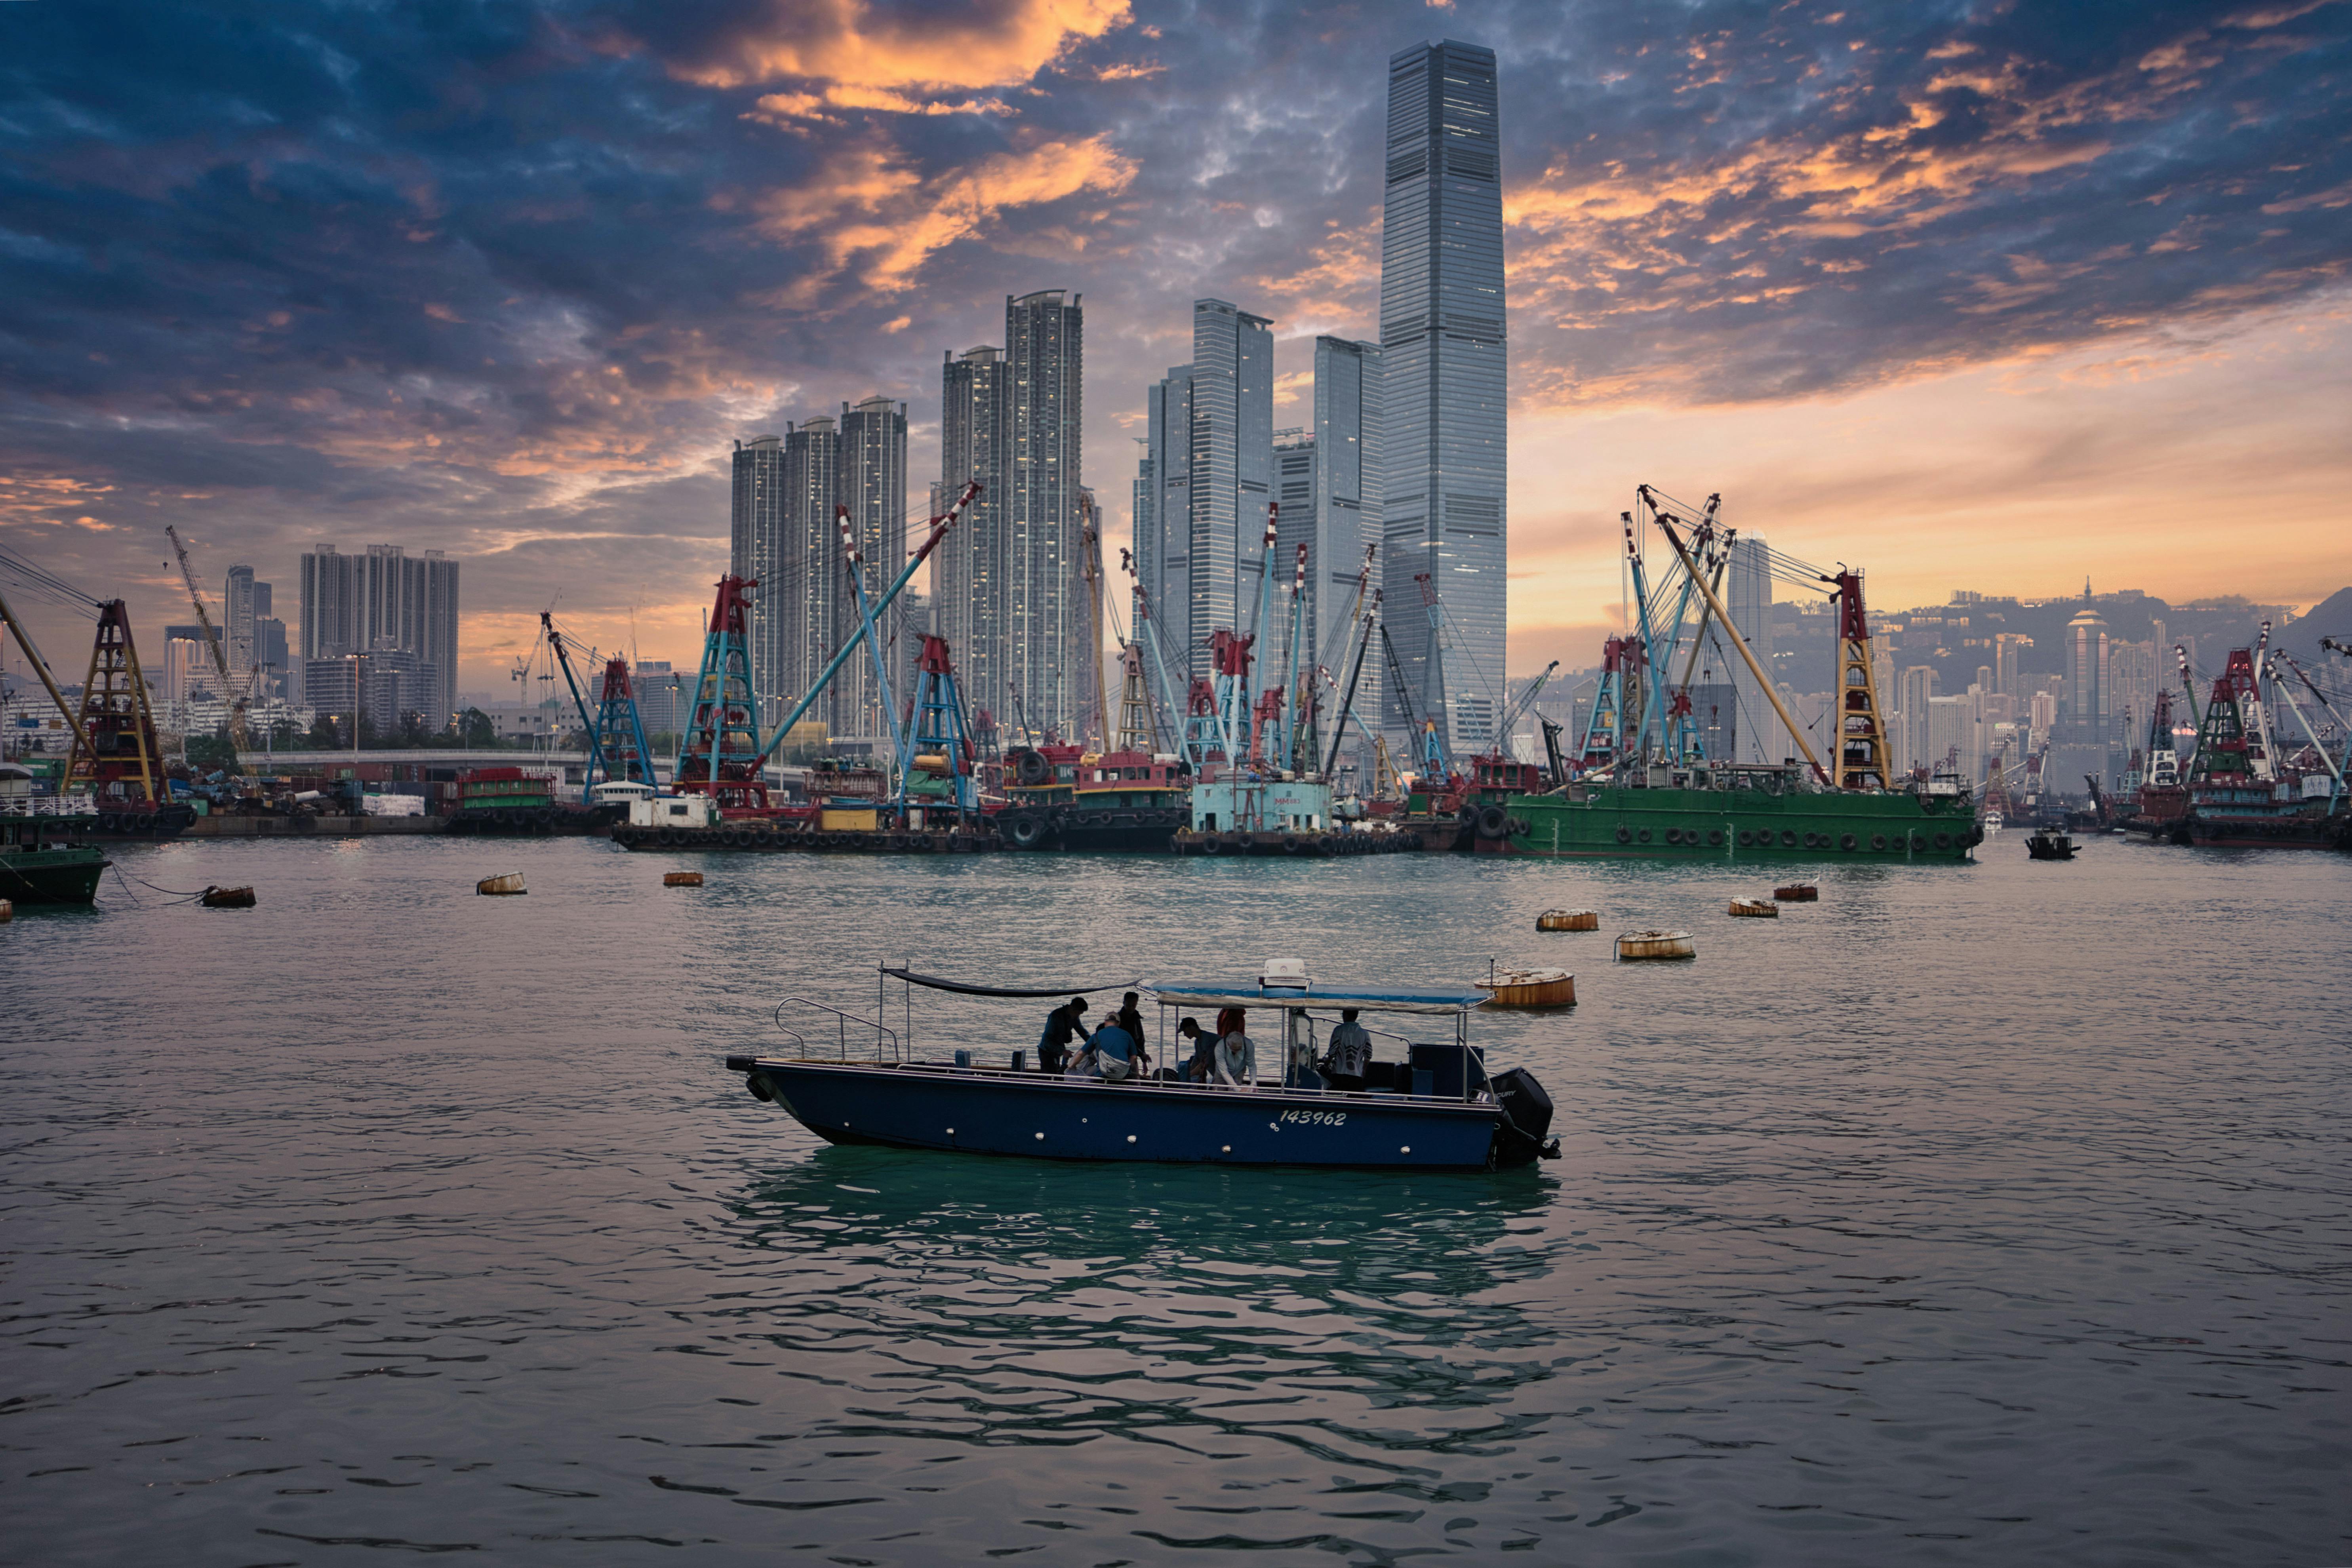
[
  {"xmin": 0, "ymin": 764, "xmax": 109, "ymax": 905},
  {"xmin": 2026, "ymin": 830, "xmax": 2076, "ymax": 860},
  {"xmin": 996, "ymin": 745, "xmax": 1192, "ymax": 852},
  {"xmin": 725, "ymin": 959, "xmax": 1561, "ymax": 1170}
]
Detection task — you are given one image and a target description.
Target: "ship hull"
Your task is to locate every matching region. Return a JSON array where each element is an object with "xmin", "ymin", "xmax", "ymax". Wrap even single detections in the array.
[
  {"xmin": 1502, "ymin": 785, "xmax": 1979, "ymax": 861},
  {"xmin": 2171, "ymin": 813, "xmax": 2349, "ymax": 851},
  {"xmin": 0, "ymin": 845, "xmax": 110, "ymax": 904},
  {"xmin": 729, "ymin": 1058, "xmax": 1522, "ymax": 1169}
]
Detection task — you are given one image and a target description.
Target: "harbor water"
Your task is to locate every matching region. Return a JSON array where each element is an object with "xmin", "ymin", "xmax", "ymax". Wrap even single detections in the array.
[{"xmin": 4, "ymin": 837, "xmax": 2347, "ymax": 1565}]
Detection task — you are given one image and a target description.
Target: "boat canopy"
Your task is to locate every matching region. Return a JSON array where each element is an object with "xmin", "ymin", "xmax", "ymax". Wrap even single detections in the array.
[
  {"xmin": 880, "ymin": 967, "xmax": 1137, "ymax": 999},
  {"xmin": 1146, "ymin": 980, "xmax": 1486, "ymax": 1015}
]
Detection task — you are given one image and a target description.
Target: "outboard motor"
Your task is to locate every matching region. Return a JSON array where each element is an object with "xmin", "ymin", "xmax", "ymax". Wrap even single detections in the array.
[{"xmin": 1490, "ymin": 1068, "xmax": 1560, "ymax": 1165}]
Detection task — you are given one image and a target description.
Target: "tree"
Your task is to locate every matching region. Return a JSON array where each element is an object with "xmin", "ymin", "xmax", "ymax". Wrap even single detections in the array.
[
  {"xmin": 459, "ymin": 707, "xmax": 500, "ymax": 749},
  {"xmin": 185, "ymin": 729, "xmax": 239, "ymax": 774}
]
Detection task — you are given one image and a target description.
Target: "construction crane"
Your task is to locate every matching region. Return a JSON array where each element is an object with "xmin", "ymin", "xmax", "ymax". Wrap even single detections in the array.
[
  {"xmin": 1380, "ymin": 621, "xmax": 1449, "ymax": 784},
  {"xmin": 165, "ymin": 525, "xmax": 260, "ymax": 750},
  {"xmin": 1494, "ymin": 660, "xmax": 1558, "ymax": 763}
]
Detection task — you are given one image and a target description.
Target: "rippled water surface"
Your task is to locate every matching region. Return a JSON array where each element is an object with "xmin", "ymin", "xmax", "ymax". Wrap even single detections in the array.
[{"xmin": 4, "ymin": 835, "xmax": 2349, "ymax": 1565}]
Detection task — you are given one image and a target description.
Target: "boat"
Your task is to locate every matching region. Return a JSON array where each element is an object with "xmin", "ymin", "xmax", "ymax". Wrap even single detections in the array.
[
  {"xmin": 1616, "ymin": 930, "xmax": 1696, "ymax": 961},
  {"xmin": 1981, "ymin": 810, "xmax": 2003, "ymax": 836},
  {"xmin": 1773, "ymin": 882, "xmax": 1818, "ymax": 902},
  {"xmin": 2166, "ymin": 643, "xmax": 2351, "ymax": 850},
  {"xmin": 1727, "ymin": 897, "xmax": 1777, "ymax": 918},
  {"xmin": 996, "ymin": 746, "xmax": 1193, "ymax": 852},
  {"xmin": 199, "ymin": 885, "xmax": 256, "ymax": 908},
  {"xmin": 442, "ymin": 766, "xmax": 618, "ymax": 835},
  {"xmin": 1476, "ymin": 967, "xmax": 1576, "ymax": 1008},
  {"xmin": 723, "ymin": 962, "xmax": 1562, "ymax": 1170},
  {"xmin": 2025, "ymin": 831, "xmax": 2076, "ymax": 860},
  {"xmin": 1536, "ymin": 908, "xmax": 1599, "ymax": 931},
  {"xmin": 0, "ymin": 765, "xmax": 109, "ymax": 906},
  {"xmin": 1504, "ymin": 763, "xmax": 1980, "ymax": 862}
]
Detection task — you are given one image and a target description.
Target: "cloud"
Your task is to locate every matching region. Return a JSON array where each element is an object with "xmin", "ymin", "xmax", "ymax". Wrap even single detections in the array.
[
  {"xmin": 0, "ymin": 0, "xmax": 2344, "ymax": 691},
  {"xmin": 626, "ymin": 0, "xmax": 1132, "ymax": 94},
  {"xmin": 752, "ymin": 133, "xmax": 1136, "ymax": 299}
]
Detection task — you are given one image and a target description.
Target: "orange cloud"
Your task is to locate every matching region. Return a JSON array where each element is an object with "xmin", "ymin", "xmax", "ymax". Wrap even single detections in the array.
[
  {"xmin": 753, "ymin": 133, "xmax": 1136, "ymax": 299},
  {"xmin": 670, "ymin": 0, "xmax": 1130, "ymax": 95}
]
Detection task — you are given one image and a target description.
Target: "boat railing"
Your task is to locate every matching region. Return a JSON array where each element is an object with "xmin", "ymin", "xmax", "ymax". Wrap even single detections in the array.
[
  {"xmin": 0, "ymin": 795, "xmax": 100, "ymax": 818},
  {"xmin": 774, "ymin": 997, "xmax": 901, "ymax": 1063}
]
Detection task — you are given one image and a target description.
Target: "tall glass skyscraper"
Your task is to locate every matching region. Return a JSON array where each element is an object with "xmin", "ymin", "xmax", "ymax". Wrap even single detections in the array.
[
  {"xmin": 1379, "ymin": 39, "xmax": 1505, "ymax": 754},
  {"xmin": 934, "ymin": 293, "xmax": 1086, "ymax": 738},
  {"xmin": 1725, "ymin": 535, "xmax": 1781, "ymax": 763},
  {"xmin": 937, "ymin": 345, "xmax": 1010, "ymax": 723},
  {"xmin": 1003, "ymin": 290, "xmax": 1085, "ymax": 736},
  {"xmin": 1137, "ymin": 300, "xmax": 1274, "ymax": 684}
]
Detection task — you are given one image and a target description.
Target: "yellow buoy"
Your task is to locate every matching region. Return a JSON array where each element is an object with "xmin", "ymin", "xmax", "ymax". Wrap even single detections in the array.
[
  {"xmin": 664, "ymin": 871, "xmax": 704, "ymax": 887},
  {"xmin": 476, "ymin": 872, "xmax": 527, "ymax": 896},
  {"xmin": 1728, "ymin": 897, "xmax": 1778, "ymax": 918},
  {"xmin": 1536, "ymin": 908, "xmax": 1599, "ymax": 932}
]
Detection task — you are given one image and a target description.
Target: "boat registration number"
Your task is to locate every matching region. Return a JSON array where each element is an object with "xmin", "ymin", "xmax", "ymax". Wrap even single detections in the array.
[{"xmin": 1279, "ymin": 1109, "xmax": 1348, "ymax": 1127}]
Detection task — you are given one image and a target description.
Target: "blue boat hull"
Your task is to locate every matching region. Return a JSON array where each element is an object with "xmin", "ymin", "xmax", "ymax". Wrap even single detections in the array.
[{"xmin": 727, "ymin": 1059, "xmax": 1520, "ymax": 1170}]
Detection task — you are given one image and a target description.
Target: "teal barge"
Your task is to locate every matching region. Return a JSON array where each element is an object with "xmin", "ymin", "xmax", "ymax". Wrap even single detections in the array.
[{"xmin": 1499, "ymin": 764, "xmax": 1981, "ymax": 862}]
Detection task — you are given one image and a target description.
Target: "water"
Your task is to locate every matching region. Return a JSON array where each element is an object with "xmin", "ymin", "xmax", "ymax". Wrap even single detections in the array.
[{"xmin": 4, "ymin": 835, "xmax": 2348, "ymax": 1565}]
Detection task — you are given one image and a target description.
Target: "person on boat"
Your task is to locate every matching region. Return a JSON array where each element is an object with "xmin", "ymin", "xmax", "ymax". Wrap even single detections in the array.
[
  {"xmin": 1037, "ymin": 997, "xmax": 1091, "ymax": 1073},
  {"xmin": 1213, "ymin": 1024, "xmax": 1256, "ymax": 1089},
  {"xmin": 1322, "ymin": 1008, "xmax": 1373, "ymax": 1092},
  {"xmin": 1090, "ymin": 1018, "xmax": 1138, "ymax": 1083},
  {"xmin": 1176, "ymin": 1018, "xmax": 1217, "ymax": 1083},
  {"xmin": 1111, "ymin": 992, "xmax": 1148, "ymax": 1072}
]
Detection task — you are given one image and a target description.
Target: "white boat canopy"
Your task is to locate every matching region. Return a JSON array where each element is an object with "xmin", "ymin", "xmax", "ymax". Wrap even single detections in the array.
[{"xmin": 1146, "ymin": 981, "xmax": 1486, "ymax": 1016}]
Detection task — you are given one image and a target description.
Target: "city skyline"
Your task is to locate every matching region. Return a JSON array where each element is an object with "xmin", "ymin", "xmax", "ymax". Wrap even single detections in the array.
[{"xmin": 0, "ymin": 3, "xmax": 2344, "ymax": 696}]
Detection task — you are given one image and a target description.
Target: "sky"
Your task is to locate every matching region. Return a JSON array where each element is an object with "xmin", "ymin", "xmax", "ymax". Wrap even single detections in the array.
[{"xmin": 2, "ymin": 0, "xmax": 2348, "ymax": 698}]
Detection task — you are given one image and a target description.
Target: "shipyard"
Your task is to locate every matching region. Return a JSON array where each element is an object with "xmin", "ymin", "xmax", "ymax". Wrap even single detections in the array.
[{"xmin": 6, "ymin": 6, "xmax": 2350, "ymax": 1568}]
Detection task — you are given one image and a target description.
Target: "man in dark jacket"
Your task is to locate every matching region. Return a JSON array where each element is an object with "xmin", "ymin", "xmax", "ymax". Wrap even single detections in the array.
[
  {"xmin": 1037, "ymin": 997, "xmax": 1091, "ymax": 1073},
  {"xmin": 1111, "ymin": 992, "xmax": 1147, "ymax": 1073}
]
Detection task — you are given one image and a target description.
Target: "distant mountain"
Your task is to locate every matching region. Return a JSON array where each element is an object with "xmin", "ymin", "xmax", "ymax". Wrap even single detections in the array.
[{"xmin": 2278, "ymin": 586, "xmax": 2352, "ymax": 666}]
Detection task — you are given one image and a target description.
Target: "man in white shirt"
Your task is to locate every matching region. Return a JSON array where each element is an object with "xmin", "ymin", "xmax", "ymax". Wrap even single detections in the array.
[
  {"xmin": 1322, "ymin": 1009, "xmax": 1373, "ymax": 1091},
  {"xmin": 1213, "ymin": 1027, "xmax": 1255, "ymax": 1088}
]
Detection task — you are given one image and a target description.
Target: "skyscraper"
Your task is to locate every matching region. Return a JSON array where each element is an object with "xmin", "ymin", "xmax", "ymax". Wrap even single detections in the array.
[
  {"xmin": 939, "ymin": 345, "xmax": 1011, "ymax": 727},
  {"xmin": 1003, "ymin": 291, "xmax": 1085, "ymax": 735},
  {"xmin": 1380, "ymin": 39, "xmax": 1506, "ymax": 753},
  {"xmin": 778, "ymin": 417, "xmax": 843, "ymax": 731},
  {"xmin": 838, "ymin": 396, "xmax": 909, "ymax": 738},
  {"xmin": 1135, "ymin": 362, "xmax": 1191, "ymax": 676},
  {"xmin": 297, "ymin": 543, "xmax": 457, "ymax": 723},
  {"xmin": 299, "ymin": 545, "xmax": 360, "ymax": 664},
  {"xmin": 1310, "ymin": 337, "xmax": 1383, "ymax": 714},
  {"xmin": 225, "ymin": 564, "xmax": 257, "ymax": 678},
  {"xmin": 1725, "ymin": 536, "xmax": 1781, "ymax": 763},
  {"xmin": 2066, "ymin": 600, "xmax": 2109, "ymax": 743},
  {"xmin": 1137, "ymin": 301, "xmax": 1275, "ymax": 687},
  {"xmin": 732, "ymin": 433, "xmax": 788, "ymax": 713}
]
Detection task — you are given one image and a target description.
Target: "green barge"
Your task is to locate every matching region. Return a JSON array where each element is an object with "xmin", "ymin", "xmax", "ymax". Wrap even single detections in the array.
[{"xmin": 1497, "ymin": 765, "xmax": 1980, "ymax": 862}]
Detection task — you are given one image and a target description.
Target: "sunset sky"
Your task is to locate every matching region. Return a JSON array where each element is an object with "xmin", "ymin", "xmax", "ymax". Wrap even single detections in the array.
[{"xmin": 2, "ymin": 0, "xmax": 2347, "ymax": 695}]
